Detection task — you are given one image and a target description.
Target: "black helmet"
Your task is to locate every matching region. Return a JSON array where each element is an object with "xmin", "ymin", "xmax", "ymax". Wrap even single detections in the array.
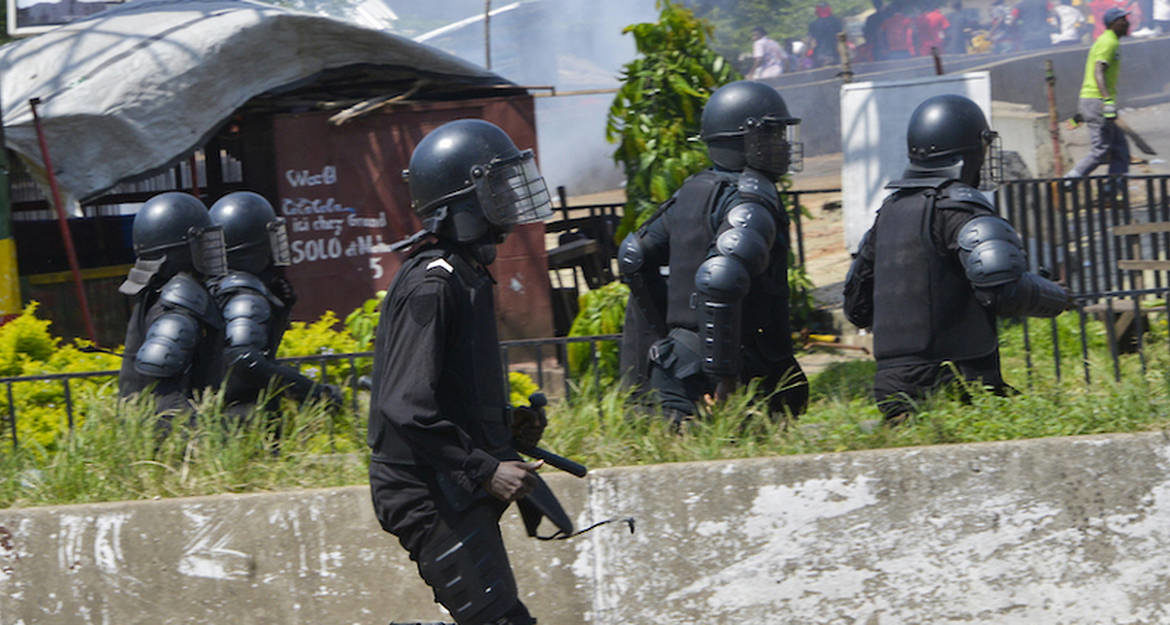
[
  {"xmin": 131, "ymin": 192, "xmax": 227, "ymax": 277},
  {"xmin": 209, "ymin": 191, "xmax": 291, "ymax": 274},
  {"xmin": 906, "ymin": 94, "xmax": 1003, "ymax": 189},
  {"xmin": 700, "ymin": 80, "xmax": 802, "ymax": 177},
  {"xmin": 404, "ymin": 119, "xmax": 552, "ymax": 244}
]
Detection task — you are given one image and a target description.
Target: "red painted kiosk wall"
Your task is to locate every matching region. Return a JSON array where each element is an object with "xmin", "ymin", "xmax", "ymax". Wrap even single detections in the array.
[{"xmin": 272, "ymin": 95, "xmax": 554, "ymax": 340}]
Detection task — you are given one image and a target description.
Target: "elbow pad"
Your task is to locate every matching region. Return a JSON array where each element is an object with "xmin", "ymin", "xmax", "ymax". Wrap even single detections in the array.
[
  {"xmin": 957, "ymin": 216, "xmax": 1028, "ymax": 288},
  {"xmin": 695, "ymin": 255, "xmax": 752, "ymax": 377},
  {"xmin": 135, "ymin": 311, "xmax": 199, "ymax": 378},
  {"xmin": 617, "ymin": 233, "xmax": 647, "ymax": 278},
  {"xmin": 223, "ymin": 292, "xmax": 272, "ymax": 354}
]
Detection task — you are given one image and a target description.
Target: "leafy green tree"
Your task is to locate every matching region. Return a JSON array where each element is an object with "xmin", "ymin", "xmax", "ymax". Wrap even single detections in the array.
[{"xmin": 606, "ymin": 0, "xmax": 740, "ymax": 239}]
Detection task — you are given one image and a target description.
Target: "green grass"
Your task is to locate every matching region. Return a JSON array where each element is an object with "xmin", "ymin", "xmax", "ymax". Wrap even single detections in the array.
[{"xmin": 4, "ymin": 312, "xmax": 1170, "ymax": 508}]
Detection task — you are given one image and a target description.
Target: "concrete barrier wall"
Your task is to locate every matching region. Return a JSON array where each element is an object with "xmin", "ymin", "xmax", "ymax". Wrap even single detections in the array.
[{"xmin": 5, "ymin": 431, "xmax": 1170, "ymax": 624}]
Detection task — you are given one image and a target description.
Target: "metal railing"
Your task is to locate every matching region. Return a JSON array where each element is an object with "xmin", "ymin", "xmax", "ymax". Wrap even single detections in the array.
[
  {"xmin": 997, "ymin": 174, "xmax": 1170, "ymax": 384},
  {"xmin": 0, "ymin": 335, "xmax": 621, "ymax": 451}
]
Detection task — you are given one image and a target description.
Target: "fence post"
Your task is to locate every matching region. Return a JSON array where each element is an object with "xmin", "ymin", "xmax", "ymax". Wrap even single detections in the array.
[
  {"xmin": 6, "ymin": 382, "xmax": 15, "ymax": 451},
  {"xmin": 62, "ymin": 378, "xmax": 74, "ymax": 432}
]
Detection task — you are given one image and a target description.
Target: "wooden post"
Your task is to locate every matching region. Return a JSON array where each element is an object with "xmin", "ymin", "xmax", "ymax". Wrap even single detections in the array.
[
  {"xmin": 836, "ymin": 32, "xmax": 853, "ymax": 82},
  {"xmin": 28, "ymin": 98, "xmax": 98, "ymax": 343},
  {"xmin": 1045, "ymin": 60, "xmax": 1065, "ymax": 178}
]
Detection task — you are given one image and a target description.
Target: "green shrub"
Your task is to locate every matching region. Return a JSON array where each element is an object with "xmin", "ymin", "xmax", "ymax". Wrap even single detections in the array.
[{"xmin": 567, "ymin": 281, "xmax": 629, "ymax": 383}]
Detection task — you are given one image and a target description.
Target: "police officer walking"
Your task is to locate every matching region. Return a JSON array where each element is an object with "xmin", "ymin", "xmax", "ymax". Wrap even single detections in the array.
[
  {"xmin": 367, "ymin": 119, "xmax": 570, "ymax": 625},
  {"xmin": 618, "ymin": 80, "xmax": 808, "ymax": 422},
  {"xmin": 117, "ymin": 192, "xmax": 228, "ymax": 424},
  {"xmin": 844, "ymin": 94, "xmax": 1071, "ymax": 424},
  {"xmin": 206, "ymin": 191, "xmax": 341, "ymax": 423}
]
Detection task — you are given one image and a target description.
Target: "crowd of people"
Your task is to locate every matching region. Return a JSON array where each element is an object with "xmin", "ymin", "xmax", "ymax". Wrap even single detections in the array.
[{"xmin": 746, "ymin": 0, "xmax": 1168, "ymax": 76}]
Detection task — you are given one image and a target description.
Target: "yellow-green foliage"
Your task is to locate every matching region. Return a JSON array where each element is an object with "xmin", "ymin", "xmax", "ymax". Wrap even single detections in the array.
[
  {"xmin": 0, "ymin": 303, "xmax": 122, "ymax": 450},
  {"xmin": 344, "ymin": 292, "xmax": 384, "ymax": 350},
  {"xmin": 277, "ymin": 310, "xmax": 363, "ymax": 359},
  {"xmin": 509, "ymin": 371, "xmax": 540, "ymax": 407},
  {"xmin": 567, "ymin": 281, "xmax": 629, "ymax": 383}
]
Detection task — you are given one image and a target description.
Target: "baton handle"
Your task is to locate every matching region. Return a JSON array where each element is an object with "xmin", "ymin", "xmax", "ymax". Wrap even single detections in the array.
[{"xmin": 516, "ymin": 443, "xmax": 588, "ymax": 478}]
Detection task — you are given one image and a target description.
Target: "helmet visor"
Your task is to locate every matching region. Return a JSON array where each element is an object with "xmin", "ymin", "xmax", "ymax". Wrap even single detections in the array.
[
  {"xmin": 267, "ymin": 218, "xmax": 292, "ymax": 267},
  {"xmin": 473, "ymin": 150, "xmax": 553, "ymax": 227},
  {"xmin": 743, "ymin": 116, "xmax": 803, "ymax": 176},
  {"xmin": 188, "ymin": 225, "xmax": 228, "ymax": 277},
  {"xmin": 979, "ymin": 130, "xmax": 1004, "ymax": 192}
]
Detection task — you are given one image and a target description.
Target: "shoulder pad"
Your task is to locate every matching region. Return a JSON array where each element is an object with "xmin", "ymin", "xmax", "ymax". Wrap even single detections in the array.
[
  {"xmin": 215, "ymin": 271, "xmax": 269, "ymax": 295},
  {"xmin": 134, "ymin": 311, "xmax": 199, "ymax": 378},
  {"xmin": 736, "ymin": 169, "xmax": 780, "ymax": 210},
  {"xmin": 957, "ymin": 215, "xmax": 1023, "ymax": 252},
  {"xmin": 159, "ymin": 273, "xmax": 223, "ymax": 329},
  {"xmin": 618, "ymin": 233, "xmax": 646, "ymax": 276},
  {"xmin": 938, "ymin": 182, "xmax": 995, "ymax": 212}
]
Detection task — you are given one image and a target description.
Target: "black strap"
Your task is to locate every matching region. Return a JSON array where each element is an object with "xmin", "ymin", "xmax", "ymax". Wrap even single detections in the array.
[{"xmin": 535, "ymin": 516, "xmax": 636, "ymax": 541}]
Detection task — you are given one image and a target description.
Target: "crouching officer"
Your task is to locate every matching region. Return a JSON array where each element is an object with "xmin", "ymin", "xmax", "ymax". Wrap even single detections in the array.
[
  {"xmin": 206, "ymin": 191, "xmax": 341, "ymax": 421},
  {"xmin": 368, "ymin": 119, "xmax": 571, "ymax": 625},
  {"xmin": 844, "ymin": 94, "xmax": 1072, "ymax": 423},
  {"xmin": 618, "ymin": 80, "xmax": 808, "ymax": 422},
  {"xmin": 118, "ymin": 192, "xmax": 227, "ymax": 425}
]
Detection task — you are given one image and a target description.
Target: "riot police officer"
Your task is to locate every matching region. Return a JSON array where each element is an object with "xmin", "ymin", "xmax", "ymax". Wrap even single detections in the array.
[
  {"xmin": 618, "ymin": 80, "xmax": 808, "ymax": 422},
  {"xmin": 367, "ymin": 119, "xmax": 570, "ymax": 625},
  {"xmin": 117, "ymin": 192, "xmax": 227, "ymax": 423},
  {"xmin": 207, "ymin": 191, "xmax": 340, "ymax": 421},
  {"xmin": 843, "ymin": 94, "xmax": 1071, "ymax": 423}
]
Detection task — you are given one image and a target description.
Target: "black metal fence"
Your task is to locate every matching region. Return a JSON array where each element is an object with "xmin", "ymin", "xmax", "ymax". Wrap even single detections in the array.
[
  {"xmin": 997, "ymin": 174, "xmax": 1170, "ymax": 384},
  {"xmin": 0, "ymin": 335, "xmax": 621, "ymax": 451}
]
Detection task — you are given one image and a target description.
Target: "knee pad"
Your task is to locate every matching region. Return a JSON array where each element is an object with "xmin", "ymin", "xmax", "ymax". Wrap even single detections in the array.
[{"xmin": 417, "ymin": 508, "xmax": 519, "ymax": 625}]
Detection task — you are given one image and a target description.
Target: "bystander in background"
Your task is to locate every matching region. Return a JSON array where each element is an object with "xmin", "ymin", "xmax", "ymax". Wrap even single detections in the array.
[
  {"xmin": 915, "ymin": 0, "xmax": 951, "ymax": 56},
  {"xmin": 1066, "ymin": 7, "xmax": 1131, "ymax": 187},
  {"xmin": 881, "ymin": 0, "xmax": 917, "ymax": 58},
  {"xmin": 748, "ymin": 27, "xmax": 789, "ymax": 79},
  {"xmin": 809, "ymin": 2, "xmax": 844, "ymax": 66},
  {"xmin": 1052, "ymin": 0, "xmax": 1087, "ymax": 44},
  {"xmin": 945, "ymin": 0, "xmax": 980, "ymax": 53}
]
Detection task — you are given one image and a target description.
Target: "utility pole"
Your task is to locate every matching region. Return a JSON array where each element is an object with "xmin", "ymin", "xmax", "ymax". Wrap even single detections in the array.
[{"xmin": 484, "ymin": 0, "xmax": 492, "ymax": 70}]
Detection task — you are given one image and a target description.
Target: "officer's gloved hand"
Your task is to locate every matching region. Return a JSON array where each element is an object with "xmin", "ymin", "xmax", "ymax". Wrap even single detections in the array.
[
  {"xmin": 1102, "ymin": 99, "xmax": 1118, "ymax": 119},
  {"xmin": 511, "ymin": 392, "xmax": 548, "ymax": 449},
  {"xmin": 311, "ymin": 383, "xmax": 344, "ymax": 410}
]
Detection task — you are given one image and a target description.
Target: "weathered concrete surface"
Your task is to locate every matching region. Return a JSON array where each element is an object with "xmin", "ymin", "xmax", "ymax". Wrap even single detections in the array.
[{"xmin": 5, "ymin": 432, "xmax": 1170, "ymax": 624}]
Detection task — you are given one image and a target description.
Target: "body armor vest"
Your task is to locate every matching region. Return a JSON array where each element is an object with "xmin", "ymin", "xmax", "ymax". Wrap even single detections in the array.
[
  {"xmin": 370, "ymin": 243, "xmax": 512, "ymax": 464},
  {"xmin": 871, "ymin": 183, "xmax": 999, "ymax": 367},
  {"xmin": 664, "ymin": 169, "xmax": 738, "ymax": 330}
]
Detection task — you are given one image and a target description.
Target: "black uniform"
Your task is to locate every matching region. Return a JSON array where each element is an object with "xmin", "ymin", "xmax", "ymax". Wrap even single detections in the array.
[
  {"xmin": 119, "ymin": 272, "xmax": 225, "ymax": 420},
  {"xmin": 368, "ymin": 241, "xmax": 564, "ymax": 625},
  {"xmin": 845, "ymin": 177, "xmax": 1009, "ymax": 418},
  {"xmin": 621, "ymin": 168, "xmax": 807, "ymax": 420}
]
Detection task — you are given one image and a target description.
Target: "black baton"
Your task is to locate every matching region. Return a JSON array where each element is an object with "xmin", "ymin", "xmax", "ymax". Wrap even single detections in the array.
[{"xmin": 515, "ymin": 443, "xmax": 588, "ymax": 478}]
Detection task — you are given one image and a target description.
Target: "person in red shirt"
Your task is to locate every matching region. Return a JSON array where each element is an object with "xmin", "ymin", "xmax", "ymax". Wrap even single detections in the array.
[
  {"xmin": 916, "ymin": 1, "xmax": 952, "ymax": 56},
  {"xmin": 882, "ymin": 0, "xmax": 917, "ymax": 58}
]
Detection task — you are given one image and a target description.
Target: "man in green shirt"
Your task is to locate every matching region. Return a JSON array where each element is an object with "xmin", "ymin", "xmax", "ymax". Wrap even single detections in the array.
[{"xmin": 1067, "ymin": 7, "xmax": 1131, "ymax": 183}]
